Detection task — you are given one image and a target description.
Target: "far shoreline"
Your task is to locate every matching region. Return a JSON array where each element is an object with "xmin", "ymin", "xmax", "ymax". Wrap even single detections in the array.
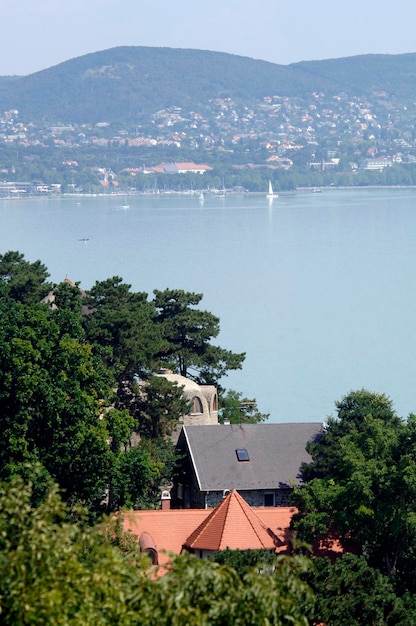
[{"xmin": 2, "ymin": 184, "xmax": 416, "ymax": 201}]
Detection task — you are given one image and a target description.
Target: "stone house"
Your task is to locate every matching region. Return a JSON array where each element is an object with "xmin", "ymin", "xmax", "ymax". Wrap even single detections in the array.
[
  {"xmin": 156, "ymin": 369, "xmax": 218, "ymax": 428},
  {"xmin": 173, "ymin": 422, "xmax": 323, "ymax": 508}
]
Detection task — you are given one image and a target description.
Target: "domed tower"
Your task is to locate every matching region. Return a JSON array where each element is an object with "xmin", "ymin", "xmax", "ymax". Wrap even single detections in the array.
[{"xmin": 156, "ymin": 369, "xmax": 218, "ymax": 426}]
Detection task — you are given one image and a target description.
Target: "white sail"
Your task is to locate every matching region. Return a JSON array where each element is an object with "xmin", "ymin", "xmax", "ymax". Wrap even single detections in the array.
[{"xmin": 267, "ymin": 180, "xmax": 278, "ymax": 199}]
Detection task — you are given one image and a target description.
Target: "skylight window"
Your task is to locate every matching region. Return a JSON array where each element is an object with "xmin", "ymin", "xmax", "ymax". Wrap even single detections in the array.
[{"xmin": 236, "ymin": 448, "xmax": 250, "ymax": 462}]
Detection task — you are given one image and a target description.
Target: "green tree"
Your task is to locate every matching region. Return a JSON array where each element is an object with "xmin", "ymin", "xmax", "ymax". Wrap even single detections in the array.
[
  {"xmin": 0, "ymin": 473, "xmax": 151, "ymax": 625},
  {"xmin": 153, "ymin": 551, "xmax": 313, "ymax": 626},
  {"xmin": 0, "ymin": 299, "xmax": 113, "ymax": 508},
  {"xmin": 220, "ymin": 389, "xmax": 269, "ymax": 423},
  {"xmin": 50, "ymin": 279, "xmax": 85, "ymax": 337},
  {"xmin": 153, "ymin": 288, "xmax": 245, "ymax": 384},
  {"xmin": 136, "ymin": 374, "xmax": 190, "ymax": 440},
  {"xmin": 0, "ymin": 250, "xmax": 52, "ymax": 304},
  {"xmin": 305, "ymin": 555, "xmax": 407, "ymax": 626},
  {"xmin": 110, "ymin": 444, "xmax": 162, "ymax": 509},
  {"xmin": 212, "ymin": 547, "xmax": 276, "ymax": 576},
  {"xmin": 291, "ymin": 389, "xmax": 416, "ymax": 585},
  {"xmin": 82, "ymin": 276, "xmax": 159, "ymax": 380}
]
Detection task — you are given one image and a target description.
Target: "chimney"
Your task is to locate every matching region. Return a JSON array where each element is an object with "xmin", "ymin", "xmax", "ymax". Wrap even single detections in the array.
[{"xmin": 159, "ymin": 483, "xmax": 173, "ymax": 511}]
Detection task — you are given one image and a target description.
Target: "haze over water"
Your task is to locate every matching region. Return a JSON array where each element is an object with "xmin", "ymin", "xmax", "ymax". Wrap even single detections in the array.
[{"xmin": 2, "ymin": 187, "xmax": 416, "ymax": 423}]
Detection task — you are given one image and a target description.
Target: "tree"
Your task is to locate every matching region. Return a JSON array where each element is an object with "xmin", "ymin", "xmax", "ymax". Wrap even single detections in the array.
[
  {"xmin": 305, "ymin": 555, "xmax": 407, "ymax": 626},
  {"xmin": 219, "ymin": 389, "xmax": 269, "ymax": 424},
  {"xmin": 0, "ymin": 250, "xmax": 52, "ymax": 304},
  {"xmin": 0, "ymin": 473, "xmax": 151, "ymax": 625},
  {"xmin": 110, "ymin": 444, "xmax": 162, "ymax": 510},
  {"xmin": 0, "ymin": 298, "xmax": 114, "ymax": 509},
  {"xmin": 153, "ymin": 288, "xmax": 245, "ymax": 384},
  {"xmin": 152, "ymin": 551, "xmax": 313, "ymax": 626},
  {"xmin": 212, "ymin": 547, "xmax": 276, "ymax": 576},
  {"xmin": 291, "ymin": 389, "xmax": 416, "ymax": 586},
  {"xmin": 135, "ymin": 374, "xmax": 190, "ymax": 440},
  {"xmin": 82, "ymin": 276, "xmax": 160, "ymax": 380}
]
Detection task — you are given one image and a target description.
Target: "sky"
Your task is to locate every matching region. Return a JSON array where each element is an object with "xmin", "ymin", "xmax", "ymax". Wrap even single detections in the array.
[{"xmin": 2, "ymin": 0, "xmax": 416, "ymax": 76}]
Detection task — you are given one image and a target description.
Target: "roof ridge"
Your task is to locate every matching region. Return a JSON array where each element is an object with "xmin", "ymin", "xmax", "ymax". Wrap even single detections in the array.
[
  {"xmin": 218, "ymin": 491, "xmax": 232, "ymax": 549},
  {"xmin": 232, "ymin": 490, "xmax": 277, "ymax": 543},
  {"xmin": 184, "ymin": 489, "xmax": 277, "ymax": 552}
]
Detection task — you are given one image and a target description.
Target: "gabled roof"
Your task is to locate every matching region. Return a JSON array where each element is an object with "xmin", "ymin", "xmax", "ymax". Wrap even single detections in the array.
[
  {"xmin": 183, "ymin": 489, "xmax": 278, "ymax": 552},
  {"xmin": 178, "ymin": 423, "xmax": 323, "ymax": 491}
]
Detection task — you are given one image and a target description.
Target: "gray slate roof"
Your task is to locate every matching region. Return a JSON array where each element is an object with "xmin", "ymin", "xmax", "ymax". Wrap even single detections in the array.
[{"xmin": 179, "ymin": 423, "xmax": 323, "ymax": 491}]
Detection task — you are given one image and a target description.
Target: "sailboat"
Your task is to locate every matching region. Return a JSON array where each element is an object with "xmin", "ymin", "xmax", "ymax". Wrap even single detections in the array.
[{"xmin": 267, "ymin": 180, "xmax": 278, "ymax": 200}]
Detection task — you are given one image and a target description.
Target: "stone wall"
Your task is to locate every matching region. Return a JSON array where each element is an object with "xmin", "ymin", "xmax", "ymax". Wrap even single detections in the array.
[{"xmin": 202, "ymin": 488, "xmax": 292, "ymax": 509}]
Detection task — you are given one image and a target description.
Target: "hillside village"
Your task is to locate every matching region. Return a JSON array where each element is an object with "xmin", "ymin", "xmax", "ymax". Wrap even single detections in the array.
[{"xmin": 2, "ymin": 85, "xmax": 416, "ymax": 194}]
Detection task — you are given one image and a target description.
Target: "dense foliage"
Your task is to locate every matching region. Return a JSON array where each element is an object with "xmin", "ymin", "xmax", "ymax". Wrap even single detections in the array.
[
  {"xmin": 0, "ymin": 474, "xmax": 314, "ymax": 625},
  {"xmin": 0, "ymin": 251, "xmax": 246, "ymax": 513},
  {"xmin": 303, "ymin": 554, "xmax": 415, "ymax": 626},
  {"xmin": 292, "ymin": 389, "xmax": 416, "ymax": 598},
  {"xmin": 212, "ymin": 547, "xmax": 277, "ymax": 576},
  {"xmin": 2, "ymin": 47, "xmax": 416, "ymax": 124}
]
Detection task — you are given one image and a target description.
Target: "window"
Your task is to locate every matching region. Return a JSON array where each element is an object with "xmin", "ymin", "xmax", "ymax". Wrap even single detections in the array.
[
  {"xmin": 264, "ymin": 492, "xmax": 275, "ymax": 507},
  {"xmin": 191, "ymin": 396, "xmax": 203, "ymax": 414},
  {"xmin": 212, "ymin": 394, "xmax": 218, "ymax": 411},
  {"xmin": 236, "ymin": 448, "xmax": 250, "ymax": 462}
]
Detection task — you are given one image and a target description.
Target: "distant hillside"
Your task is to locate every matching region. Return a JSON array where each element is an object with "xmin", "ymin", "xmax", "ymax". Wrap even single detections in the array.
[{"xmin": 1, "ymin": 47, "xmax": 416, "ymax": 124}]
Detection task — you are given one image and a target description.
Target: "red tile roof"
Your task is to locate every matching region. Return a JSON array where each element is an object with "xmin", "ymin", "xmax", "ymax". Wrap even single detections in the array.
[
  {"xmin": 121, "ymin": 490, "xmax": 297, "ymax": 567},
  {"xmin": 122, "ymin": 509, "xmax": 209, "ymax": 567},
  {"xmin": 184, "ymin": 489, "xmax": 280, "ymax": 552}
]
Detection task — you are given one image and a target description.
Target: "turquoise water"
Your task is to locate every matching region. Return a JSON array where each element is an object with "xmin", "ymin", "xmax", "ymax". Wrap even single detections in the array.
[{"xmin": 2, "ymin": 188, "xmax": 416, "ymax": 422}]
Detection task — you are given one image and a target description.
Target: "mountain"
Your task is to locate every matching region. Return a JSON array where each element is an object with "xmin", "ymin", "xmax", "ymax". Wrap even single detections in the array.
[{"xmin": 1, "ymin": 46, "xmax": 416, "ymax": 125}]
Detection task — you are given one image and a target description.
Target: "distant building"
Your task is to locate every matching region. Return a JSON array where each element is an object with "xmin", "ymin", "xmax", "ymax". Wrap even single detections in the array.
[
  {"xmin": 364, "ymin": 158, "xmax": 393, "ymax": 170},
  {"xmin": 156, "ymin": 369, "xmax": 218, "ymax": 428},
  {"xmin": 147, "ymin": 162, "xmax": 213, "ymax": 175}
]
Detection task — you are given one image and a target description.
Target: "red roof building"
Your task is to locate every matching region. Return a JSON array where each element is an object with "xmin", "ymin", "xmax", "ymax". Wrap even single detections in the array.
[{"xmin": 121, "ymin": 490, "xmax": 296, "ymax": 568}]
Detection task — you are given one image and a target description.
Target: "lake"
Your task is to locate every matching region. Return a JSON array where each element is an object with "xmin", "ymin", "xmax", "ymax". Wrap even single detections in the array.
[{"xmin": 1, "ymin": 188, "xmax": 416, "ymax": 423}]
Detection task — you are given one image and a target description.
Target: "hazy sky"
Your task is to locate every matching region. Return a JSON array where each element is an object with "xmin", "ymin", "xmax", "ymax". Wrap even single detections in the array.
[{"xmin": 2, "ymin": 0, "xmax": 416, "ymax": 75}]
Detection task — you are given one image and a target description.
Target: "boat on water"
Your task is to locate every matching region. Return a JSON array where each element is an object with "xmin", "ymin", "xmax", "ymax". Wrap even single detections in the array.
[
  {"xmin": 199, "ymin": 191, "xmax": 204, "ymax": 202},
  {"xmin": 78, "ymin": 237, "xmax": 89, "ymax": 242},
  {"xmin": 267, "ymin": 180, "xmax": 278, "ymax": 199}
]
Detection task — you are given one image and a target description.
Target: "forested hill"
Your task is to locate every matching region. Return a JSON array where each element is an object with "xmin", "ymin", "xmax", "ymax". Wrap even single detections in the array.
[{"xmin": 1, "ymin": 46, "xmax": 416, "ymax": 124}]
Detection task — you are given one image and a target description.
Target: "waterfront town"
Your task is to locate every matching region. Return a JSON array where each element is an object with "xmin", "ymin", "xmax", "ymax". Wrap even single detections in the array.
[{"xmin": 1, "ymin": 85, "xmax": 416, "ymax": 195}]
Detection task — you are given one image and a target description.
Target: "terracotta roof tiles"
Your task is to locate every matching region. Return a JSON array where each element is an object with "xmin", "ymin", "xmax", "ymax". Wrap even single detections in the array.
[{"xmin": 184, "ymin": 490, "xmax": 277, "ymax": 552}]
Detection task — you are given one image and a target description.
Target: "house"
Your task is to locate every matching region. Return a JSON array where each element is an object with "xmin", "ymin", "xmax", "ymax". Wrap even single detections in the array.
[
  {"xmin": 173, "ymin": 422, "xmax": 323, "ymax": 508},
  {"xmin": 121, "ymin": 489, "xmax": 296, "ymax": 569}
]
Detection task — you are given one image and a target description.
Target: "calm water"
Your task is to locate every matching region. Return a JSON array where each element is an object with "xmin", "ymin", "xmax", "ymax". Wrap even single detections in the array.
[{"xmin": 2, "ymin": 188, "xmax": 416, "ymax": 423}]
